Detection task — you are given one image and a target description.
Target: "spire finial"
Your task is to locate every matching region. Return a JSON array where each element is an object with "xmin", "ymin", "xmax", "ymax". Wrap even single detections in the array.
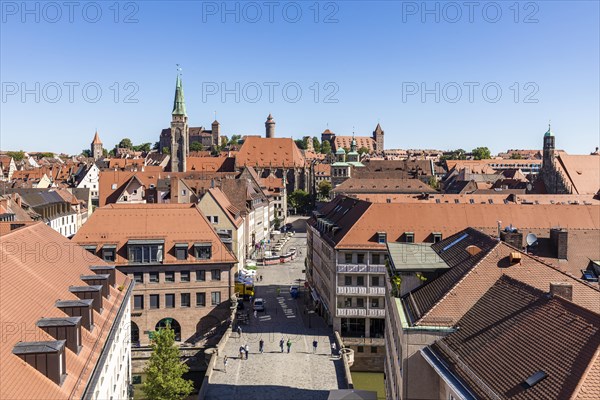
[{"xmin": 214, "ymin": 110, "xmax": 217, "ymax": 121}]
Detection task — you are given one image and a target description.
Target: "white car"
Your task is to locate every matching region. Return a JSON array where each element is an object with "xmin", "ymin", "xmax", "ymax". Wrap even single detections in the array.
[
  {"xmin": 239, "ymin": 268, "xmax": 257, "ymax": 277},
  {"xmin": 253, "ymin": 298, "xmax": 265, "ymax": 311}
]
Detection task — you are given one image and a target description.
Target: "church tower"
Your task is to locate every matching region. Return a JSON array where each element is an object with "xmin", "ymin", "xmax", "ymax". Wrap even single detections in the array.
[
  {"xmin": 170, "ymin": 73, "xmax": 189, "ymax": 172},
  {"xmin": 91, "ymin": 130, "xmax": 103, "ymax": 160},
  {"xmin": 265, "ymin": 114, "xmax": 275, "ymax": 138},
  {"xmin": 211, "ymin": 119, "xmax": 220, "ymax": 149},
  {"xmin": 373, "ymin": 123, "xmax": 384, "ymax": 152},
  {"xmin": 542, "ymin": 123, "xmax": 555, "ymax": 170}
]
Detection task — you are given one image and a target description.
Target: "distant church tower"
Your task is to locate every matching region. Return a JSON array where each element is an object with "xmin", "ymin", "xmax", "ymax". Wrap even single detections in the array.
[
  {"xmin": 373, "ymin": 123, "xmax": 384, "ymax": 152},
  {"xmin": 170, "ymin": 73, "xmax": 189, "ymax": 172},
  {"xmin": 91, "ymin": 130, "xmax": 103, "ymax": 160},
  {"xmin": 212, "ymin": 119, "xmax": 220, "ymax": 148},
  {"xmin": 265, "ymin": 114, "xmax": 275, "ymax": 138},
  {"xmin": 542, "ymin": 123, "xmax": 555, "ymax": 169}
]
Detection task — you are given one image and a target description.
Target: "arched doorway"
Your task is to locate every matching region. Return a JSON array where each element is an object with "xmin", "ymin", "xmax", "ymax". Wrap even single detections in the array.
[
  {"xmin": 155, "ymin": 318, "xmax": 182, "ymax": 341},
  {"xmin": 131, "ymin": 321, "xmax": 140, "ymax": 347}
]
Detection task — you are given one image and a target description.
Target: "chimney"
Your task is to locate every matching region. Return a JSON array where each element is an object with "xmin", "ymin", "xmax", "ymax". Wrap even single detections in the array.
[
  {"xmin": 500, "ymin": 228, "xmax": 523, "ymax": 249},
  {"xmin": 550, "ymin": 228, "xmax": 568, "ymax": 259},
  {"xmin": 550, "ymin": 282, "xmax": 573, "ymax": 301},
  {"xmin": 13, "ymin": 340, "xmax": 67, "ymax": 385},
  {"xmin": 36, "ymin": 317, "xmax": 82, "ymax": 354}
]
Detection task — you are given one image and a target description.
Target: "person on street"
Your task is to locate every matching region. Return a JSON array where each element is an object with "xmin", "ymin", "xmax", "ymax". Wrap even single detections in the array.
[
  {"xmin": 276, "ymin": 288, "xmax": 281, "ymax": 297},
  {"xmin": 245, "ymin": 344, "xmax": 249, "ymax": 359},
  {"xmin": 254, "ymin": 310, "xmax": 258, "ymax": 318},
  {"xmin": 312, "ymin": 339, "xmax": 318, "ymax": 353},
  {"xmin": 223, "ymin": 355, "xmax": 228, "ymax": 372},
  {"xmin": 259, "ymin": 339, "xmax": 264, "ymax": 353},
  {"xmin": 331, "ymin": 342, "xmax": 337, "ymax": 357},
  {"xmin": 239, "ymin": 346, "xmax": 245, "ymax": 360},
  {"xmin": 237, "ymin": 325, "xmax": 242, "ymax": 337},
  {"xmin": 286, "ymin": 339, "xmax": 292, "ymax": 353},
  {"xmin": 279, "ymin": 337, "xmax": 285, "ymax": 352}
]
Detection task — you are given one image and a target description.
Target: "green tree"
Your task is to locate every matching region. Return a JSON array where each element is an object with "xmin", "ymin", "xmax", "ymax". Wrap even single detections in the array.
[
  {"xmin": 312, "ymin": 137, "xmax": 321, "ymax": 153},
  {"xmin": 428, "ymin": 176, "xmax": 440, "ymax": 190},
  {"xmin": 318, "ymin": 180, "xmax": 332, "ymax": 200},
  {"xmin": 321, "ymin": 140, "xmax": 331, "ymax": 154},
  {"xmin": 228, "ymin": 135, "xmax": 241, "ymax": 146},
  {"xmin": 358, "ymin": 146, "xmax": 369, "ymax": 155},
  {"xmin": 102, "ymin": 148, "xmax": 109, "ymax": 157},
  {"xmin": 118, "ymin": 138, "xmax": 133, "ymax": 149},
  {"xmin": 288, "ymin": 189, "xmax": 310, "ymax": 212},
  {"xmin": 273, "ymin": 215, "xmax": 281, "ymax": 230},
  {"xmin": 190, "ymin": 142, "xmax": 204, "ymax": 152},
  {"xmin": 211, "ymin": 145, "xmax": 222, "ymax": 156},
  {"xmin": 6, "ymin": 150, "xmax": 25, "ymax": 161},
  {"xmin": 142, "ymin": 324, "xmax": 194, "ymax": 400},
  {"xmin": 294, "ymin": 139, "xmax": 307, "ymax": 150},
  {"xmin": 221, "ymin": 136, "xmax": 229, "ymax": 147},
  {"xmin": 81, "ymin": 149, "xmax": 92, "ymax": 158},
  {"xmin": 162, "ymin": 147, "xmax": 171, "ymax": 155},
  {"xmin": 441, "ymin": 149, "xmax": 467, "ymax": 161},
  {"xmin": 472, "ymin": 147, "xmax": 491, "ymax": 160},
  {"xmin": 510, "ymin": 153, "xmax": 523, "ymax": 159},
  {"xmin": 133, "ymin": 143, "xmax": 152, "ymax": 152}
]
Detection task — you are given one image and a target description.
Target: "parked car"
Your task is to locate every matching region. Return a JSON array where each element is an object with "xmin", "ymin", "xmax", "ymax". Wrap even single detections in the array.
[
  {"xmin": 253, "ymin": 298, "xmax": 265, "ymax": 311},
  {"xmin": 290, "ymin": 285, "xmax": 299, "ymax": 299},
  {"xmin": 239, "ymin": 268, "xmax": 257, "ymax": 277}
]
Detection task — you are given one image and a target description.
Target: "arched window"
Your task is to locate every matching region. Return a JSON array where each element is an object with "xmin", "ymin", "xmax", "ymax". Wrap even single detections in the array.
[{"xmin": 155, "ymin": 318, "xmax": 182, "ymax": 341}]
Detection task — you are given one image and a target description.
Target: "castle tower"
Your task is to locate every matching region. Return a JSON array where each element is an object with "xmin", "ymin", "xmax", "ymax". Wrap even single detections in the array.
[
  {"xmin": 212, "ymin": 119, "xmax": 220, "ymax": 149},
  {"xmin": 265, "ymin": 114, "xmax": 275, "ymax": 138},
  {"xmin": 373, "ymin": 123, "xmax": 384, "ymax": 152},
  {"xmin": 170, "ymin": 73, "xmax": 189, "ymax": 172},
  {"xmin": 91, "ymin": 130, "xmax": 103, "ymax": 160},
  {"xmin": 542, "ymin": 123, "xmax": 555, "ymax": 170}
]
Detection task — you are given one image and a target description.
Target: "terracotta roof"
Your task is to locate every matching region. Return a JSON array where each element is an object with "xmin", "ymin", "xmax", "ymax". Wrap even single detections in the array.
[
  {"xmin": 107, "ymin": 158, "xmax": 146, "ymax": 169},
  {"xmin": 72, "ymin": 203, "xmax": 236, "ymax": 264},
  {"xmin": 186, "ymin": 156, "xmax": 235, "ymax": 173},
  {"xmin": 0, "ymin": 222, "xmax": 131, "ymax": 399},
  {"xmin": 92, "ymin": 131, "xmax": 102, "ymax": 145},
  {"xmin": 555, "ymin": 153, "xmax": 600, "ymax": 195},
  {"xmin": 429, "ymin": 275, "xmax": 600, "ymax": 400},
  {"xmin": 345, "ymin": 193, "xmax": 600, "ymax": 205},
  {"xmin": 314, "ymin": 163, "xmax": 331, "ymax": 175},
  {"xmin": 235, "ymin": 137, "xmax": 306, "ymax": 168},
  {"xmin": 304, "ymin": 151, "xmax": 326, "ymax": 161},
  {"xmin": 332, "ymin": 178, "xmax": 436, "ymax": 194},
  {"xmin": 446, "ymin": 159, "xmax": 542, "ymax": 174},
  {"xmin": 206, "ymin": 187, "xmax": 243, "ymax": 228},
  {"xmin": 334, "ymin": 136, "xmax": 375, "ymax": 152}
]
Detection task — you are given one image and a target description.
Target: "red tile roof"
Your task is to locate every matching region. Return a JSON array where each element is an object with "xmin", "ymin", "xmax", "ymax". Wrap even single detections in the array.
[
  {"xmin": 556, "ymin": 153, "xmax": 600, "ymax": 195},
  {"xmin": 235, "ymin": 137, "xmax": 306, "ymax": 168},
  {"xmin": 334, "ymin": 136, "xmax": 375, "ymax": 152}
]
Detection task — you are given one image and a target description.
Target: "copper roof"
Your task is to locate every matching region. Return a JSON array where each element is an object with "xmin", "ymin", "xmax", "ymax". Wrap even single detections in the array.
[
  {"xmin": 235, "ymin": 137, "xmax": 306, "ymax": 168},
  {"xmin": 0, "ymin": 223, "xmax": 131, "ymax": 399}
]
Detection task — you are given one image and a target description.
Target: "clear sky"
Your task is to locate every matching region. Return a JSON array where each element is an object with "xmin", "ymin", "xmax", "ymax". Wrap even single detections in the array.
[{"xmin": 1, "ymin": 0, "xmax": 598, "ymax": 155}]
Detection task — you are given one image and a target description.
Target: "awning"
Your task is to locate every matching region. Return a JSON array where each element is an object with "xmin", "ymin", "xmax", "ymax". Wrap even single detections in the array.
[{"xmin": 127, "ymin": 239, "xmax": 164, "ymax": 245}]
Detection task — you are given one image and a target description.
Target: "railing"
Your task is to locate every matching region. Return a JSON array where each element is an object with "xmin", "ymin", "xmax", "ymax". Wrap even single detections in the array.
[
  {"xmin": 337, "ymin": 307, "xmax": 368, "ymax": 317},
  {"xmin": 336, "ymin": 263, "xmax": 387, "ymax": 273},
  {"xmin": 368, "ymin": 308, "xmax": 386, "ymax": 317},
  {"xmin": 368, "ymin": 286, "xmax": 386, "ymax": 295},
  {"xmin": 337, "ymin": 286, "xmax": 367, "ymax": 295}
]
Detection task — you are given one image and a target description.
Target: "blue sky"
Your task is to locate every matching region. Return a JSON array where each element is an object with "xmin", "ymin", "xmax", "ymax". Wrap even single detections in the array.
[{"xmin": 1, "ymin": 0, "xmax": 598, "ymax": 155}]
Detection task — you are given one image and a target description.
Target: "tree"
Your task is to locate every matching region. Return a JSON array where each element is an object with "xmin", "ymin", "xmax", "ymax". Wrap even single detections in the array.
[
  {"xmin": 321, "ymin": 140, "xmax": 331, "ymax": 154},
  {"xmin": 142, "ymin": 324, "xmax": 194, "ymax": 400},
  {"xmin": 273, "ymin": 215, "xmax": 281, "ymax": 230},
  {"xmin": 312, "ymin": 137, "xmax": 321, "ymax": 153},
  {"xmin": 81, "ymin": 149, "xmax": 92, "ymax": 157},
  {"xmin": 441, "ymin": 149, "xmax": 467, "ymax": 161},
  {"xmin": 318, "ymin": 180, "xmax": 332, "ymax": 200},
  {"xmin": 133, "ymin": 143, "xmax": 152, "ymax": 152},
  {"xmin": 288, "ymin": 189, "xmax": 310, "ymax": 212},
  {"xmin": 228, "ymin": 135, "xmax": 241, "ymax": 146},
  {"xmin": 472, "ymin": 147, "xmax": 491, "ymax": 160},
  {"xmin": 6, "ymin": 150, "xmax": 25, "ymax": 161},
  {"xmin": 428, "ymin": 176, "xmax": 440, "ymax": 190},
  {"xmin": 220, "ymin": 136, "xmax": 228, "ymax": 147},
  {"xmin": 162, "ymin": 147, "xmax": 171, "ymax": 155},
  {"xmin": 294, "ymin": 139, "xmax": 307, "ymax": 150},
  {"xmin": 510, "ymin": 152, "xmax": 523, "ymax": 159},
  {"xmin": 102, "ymin": 148, "xmax": 109, "ymax": 157},
  {"xmin": 190, "ymin": 142, "xmax": 204, "ymax": 152},
  {"xmin": 118, "ymin": 138, "xmax": 133, "ymax": 149},
  {"xmin": 358, "ymin": 146, "xmax": 369, "ymax": 155}
]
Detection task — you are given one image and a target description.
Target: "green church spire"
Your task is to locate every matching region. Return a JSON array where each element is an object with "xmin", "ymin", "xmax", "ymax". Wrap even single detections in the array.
[{"xmin": 172, "ymin": 72, "xmax": 187, "ymax": 116}]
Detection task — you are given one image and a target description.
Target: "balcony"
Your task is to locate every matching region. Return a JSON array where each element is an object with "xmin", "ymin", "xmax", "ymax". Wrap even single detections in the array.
[
  {"xmin": 368, "ymin": 308, "xmax": 386, "ymax": 317},
  {"xmin": 336, "ymin": 307, "xmax": 386, "ymax": 318},
  {"xmin": 368, "ymin": 286, "xmax": 386, "ymax": 295},
  {"xmin": 337, "ymin": 263, "xmax": 387, "ymax": 274},
  {"xmin": 337, "ymin": 286, "xmax": 367, "ymax": 295}
]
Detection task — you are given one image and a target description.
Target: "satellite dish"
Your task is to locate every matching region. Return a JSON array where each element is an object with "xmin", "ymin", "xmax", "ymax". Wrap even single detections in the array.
[
  {"xmin": 526, "ymin": 183, "xmax": 533, "ymax": 192},
  {"xmin": 526, "ymin": 233, "xmax": 538, "ymax": 246}
]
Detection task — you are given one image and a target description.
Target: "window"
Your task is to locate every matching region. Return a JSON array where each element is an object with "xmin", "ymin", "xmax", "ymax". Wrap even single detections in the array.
[
  {"xmin": 133, "ymin": 295, "xmax": 144, "ymax": 310},
  {"xmin": 149, "ymin": 294, "xmax": 159, "ymax": 309},
  {"xmin": 345, "ymin": 253, "xmax": 353, "ymax": 263},
  {"xmin": 211, "ymin": 291, "xmax": 221, "ymax": 306},
  {"xmin": 180, "ymin": 271, "xmax": 190, "ymax": 282},
  {"xmin": 128, "ymin": 243, "xmax": 164, "ymax": 264},
  {"xmin": 83, "ymin": 245, "xmax": 96, "ymax": 255},
  {"xmin": 371, "ymin": 276, "xmax": 380, "ymax": 287},
  {"xmin": 211, "ymin": 216, "xmax": 219, "ymax": 224},
  {"xmin": 371, "ymin": 346, "xmax": 378, "ymax": 353},
  {"xmin": 405, "ymin": 232, "xmax": 414, "ymax": 243},
  {"xmin": 181, "ymin": 293, "xmax": 190, "ymax": 308},
  {"xmin": 433, "ymin": 233, "xmax": 443, "ymax": 243},
  {"xmin": 182, "ymin": 189, "xmax": 187, "ymax": 196},
  {"xmin": 357, "ymin": 254, "xmax": 365, "ymax": 264},
  {"xmin": 196, "ymin": 292, "xmax": 206, "ymax": 307},
  {"xmin": 371, "ymin": 298, "xmax": 380, "ymax": 308},
  {"xmin": 356, "ymin": 298, "xmax": 365, "ymax": 308},
  {"xmin": 377, "ymin": 232, "xmax": 387, "ymax": 244},
  {"xmin": 102, "ymin": 246, "xmax": 116, "ymax": 262},
  {"xmin": 165, "ymin": 294, "xmax": 175, "ymax": 308},
  {"xmin": 344, "ymin": 276, "xmax": 352, "ymax": 286},
  {"xmin": 372, "ymin": 254, "xmax": 381, "ymax": 265},
  {"xmin": 194, "ymin": 244, "xmax": 212, "ymax": 260},
  {"xmin": 357, "ymin": 346, "xmax": 364, "ymax": 353},
  {"xmin": 196, "ymin": 270, "xmax": 206, "ymax": 281},
  {"xmin": 344, "ymin": 298, "xmax": 352, "ymax": 307},
  {"xmin": 149, "ymin": 272, "xmax": 159, "ymax": 283},
  {"xmin": 175, "ymin": 244, "xmax": 188, "ymax": 260},
  {"xmin": 357, "ymin": 276, "xmax": 365, "ymax": 286},
  {"xmin": 211, "ymin": 269, "xmax": 221, "ymax": 281},
  {"xmin": 134, "ymin": 272, "xmax": 144, "ymax": 283},
  {"xmin": 165, "ymin": 271, "xmax": 175, "ymax": 282}
]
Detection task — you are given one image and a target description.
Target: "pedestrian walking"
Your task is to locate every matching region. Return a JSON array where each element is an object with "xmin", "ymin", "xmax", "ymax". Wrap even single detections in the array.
[
  {"xmin": 259, "ymin": 339, "xmax": 264, "ymax": 353},
  {"xmin": 237, "ymin": 325, "xmax": 242, "ymax": 337},
  {"xmin": 331, "ymin": 342, "xmax": 337, "ymax": 357},
  {"xmin": 239, "ymin": 346, "xmax": 245, "ymax": 360},
  {"xmin": 254, "ymin": 310, "xmax": 258, "ymax": 318},
  {"xmin": 249, "ymin": 295, "xmax": 253, "ymax": 304},
  {"xmin": 286, "ymin": 339, "xmax": 292, "ymax": 353},
  {"xmin": 245, "ymin": 344, "xmax": 249, "ymax": 359},
  {"xmin": 312, "ymin": 339, "xmax": 318, "ymax": 353},
  {"xmin": 223, "ymin": 355, "xmax": 228, "ymax": 372},
  {"xmin": 276, "ymin": 288, "xmax": 281, "ymax": 297},
  {"xmin": 279, "ymin": 337, "xmax": 284, "ymax": 353},
  {"xmin": 259, "ymin": 275, "xmax": 263, "ymax": 281}
]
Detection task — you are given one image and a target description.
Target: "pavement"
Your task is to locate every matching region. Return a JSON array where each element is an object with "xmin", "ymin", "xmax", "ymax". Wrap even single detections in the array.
[{"xmin": 204, "ymin": 217, "xmax": 345, "ymax": 400}]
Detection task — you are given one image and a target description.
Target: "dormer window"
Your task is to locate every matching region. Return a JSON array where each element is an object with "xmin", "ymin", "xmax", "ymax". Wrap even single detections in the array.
[
  {"xmin": 13, "ymin": 340, "xmax": 67, "ymax": 385},
  {"xmin": 433, "ymin": 233, "xmax": 442, "ymax": 243},
  {"xmin": 127, "ymin": 239, "xmax": 164, "ymax": 264},
  {"xmin": 175, "ymin": 243, "xmax": 188, "ymax": 260},
  {"xmin": 83, "ymin": 245, "xmax": 96, "ymax": 255},
  {"xmin": 377, "ymin": 232, "xmax": 387, "ymax": 244},
  {"xmin": 194, "ymin": 243, "xmax": 212, "ymax": 260},
  {"xmin": 101, "ymin": 244, "xmax": 116, "ymax": 262},
  {"xmin": 405, "ymin": 232, "xmax": 415, "ymax": 243}
]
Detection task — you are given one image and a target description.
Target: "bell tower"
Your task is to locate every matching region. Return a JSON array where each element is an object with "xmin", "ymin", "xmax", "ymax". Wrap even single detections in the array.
[
  {"xmin": 170, "ymin": 72, "xmax": 188, "ymax": 172},
  {"xmin": 91, "ymin": 130, "xmax": 103, "ymax": 160}
]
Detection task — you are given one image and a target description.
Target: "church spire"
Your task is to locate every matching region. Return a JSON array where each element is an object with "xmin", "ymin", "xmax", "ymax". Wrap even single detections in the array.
[{"xmin": 172, "ymin": 71, "xmax": 187, "ymax": 116}]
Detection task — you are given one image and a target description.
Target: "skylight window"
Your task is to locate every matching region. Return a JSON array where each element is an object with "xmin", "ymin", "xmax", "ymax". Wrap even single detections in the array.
[
  {"xmin": 524, "ymin": 371, "xmax": 548, "ymax": 388},
  {"xmin": 441, "ymin": 233, "xmax": 469, "ymax": 252}
]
